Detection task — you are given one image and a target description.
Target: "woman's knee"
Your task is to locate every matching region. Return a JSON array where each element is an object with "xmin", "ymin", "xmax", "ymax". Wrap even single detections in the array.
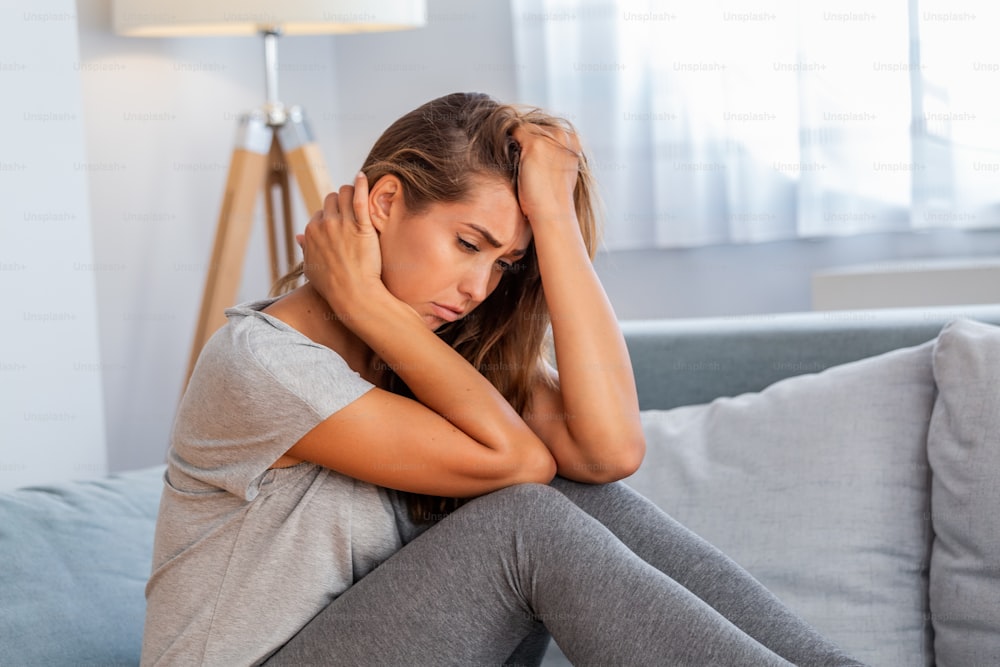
[
  {"xmin": 458, "ymin": 482, "xmax": 578, "ymax": 531},
  {"xmin": 474, "ymin": 481, "xmax": 570, "ymax": 512},
  {"xmin": 549, "ymin": 475, "xmax": 637, "ymax": 508}
]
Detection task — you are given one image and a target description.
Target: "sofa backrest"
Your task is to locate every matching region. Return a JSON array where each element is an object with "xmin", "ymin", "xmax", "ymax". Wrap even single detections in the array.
[{"xmin": 621, "ymin": 303, "xmax": 1000, "ymax": 410}]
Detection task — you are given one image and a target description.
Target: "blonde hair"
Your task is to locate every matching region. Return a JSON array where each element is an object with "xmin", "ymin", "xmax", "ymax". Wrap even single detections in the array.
[{"xmin": 272, "ymin": 92, "xmax": 601, "ymax": 521}]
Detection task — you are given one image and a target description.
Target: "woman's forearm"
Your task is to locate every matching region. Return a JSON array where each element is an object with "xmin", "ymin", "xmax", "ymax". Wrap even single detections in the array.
[
  {"xmin": 342, "ymin": 287, "xmax": 556, "ymax": 475},
  {"xmin": 531, "ymin": 211, "xmax": 645, "ymax": 474},
  {"xmin": 510, "ymin": 124, "xmax": 644, "ymax": 479}
]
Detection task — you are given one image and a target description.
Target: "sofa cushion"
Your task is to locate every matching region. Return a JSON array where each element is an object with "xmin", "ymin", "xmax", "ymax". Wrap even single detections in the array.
[
  {"xmin": 0, "ymin": 466, "xmax": 164, "ymax": 666},
  {"xmin": 927, "ymin": 319, "xmax": 1000, "ymax": 666},
  {"xmin": 625, "ymin": 341, "xmax": 936, "ymax": 667}
]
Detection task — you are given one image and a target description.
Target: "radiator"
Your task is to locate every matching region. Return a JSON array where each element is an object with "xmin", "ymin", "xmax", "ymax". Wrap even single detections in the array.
[{"xmin": 812, "ymin": 257, "xmax": 1000, "ymax": 310}]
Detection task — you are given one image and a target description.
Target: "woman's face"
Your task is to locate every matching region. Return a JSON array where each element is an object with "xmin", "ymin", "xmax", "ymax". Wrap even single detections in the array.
[{"xmin": 372, "ymin": 177, "xmax": 531, "ymax": 330}]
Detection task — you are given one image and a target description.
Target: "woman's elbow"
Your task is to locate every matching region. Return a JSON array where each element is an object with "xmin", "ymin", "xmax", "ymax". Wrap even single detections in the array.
[
  {"xmin": 567, "ymin": 434, "xmax": 646, "ymax": 484},
  {"xmin": 616, "ymin": 435, "xmax": 646, "ymax": 479},
  {"xmin": 529, "ymin": 445, "xmax": 559, "ymax": 484},
  {"xmin": 502, "ymin": 437, "xmax": 558, "ymax": 486},
  {"xmin": 595, "ymin": 446, "xmax": 644, "ymax": 483}
]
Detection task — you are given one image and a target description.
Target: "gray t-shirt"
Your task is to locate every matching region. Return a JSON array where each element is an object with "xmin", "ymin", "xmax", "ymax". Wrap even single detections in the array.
[{"xmin": 141, "ymin": 299, "xmax": 404, "ymax": 666}]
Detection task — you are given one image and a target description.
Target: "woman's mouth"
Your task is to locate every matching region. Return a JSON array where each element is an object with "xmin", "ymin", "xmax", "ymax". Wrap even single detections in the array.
[{"xmin": 430, "ymin": 303, "xmax": 464, "ymax": 322}]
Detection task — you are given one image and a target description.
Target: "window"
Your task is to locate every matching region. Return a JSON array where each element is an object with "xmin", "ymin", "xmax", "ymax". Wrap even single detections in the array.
[{"xmin": 512, "ymin": 0, "xmax": 1000, "ymax": 249}]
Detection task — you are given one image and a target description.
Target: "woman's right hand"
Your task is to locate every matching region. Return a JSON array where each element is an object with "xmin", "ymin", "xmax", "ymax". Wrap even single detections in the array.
[{"xmin": 300, "ymin": 172, "xmax": 386, "ymax": 324}]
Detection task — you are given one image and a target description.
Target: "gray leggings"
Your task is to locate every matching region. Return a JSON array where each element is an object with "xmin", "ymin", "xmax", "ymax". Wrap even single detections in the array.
[{"xmin": 265, "ymin": 478, "xmax": 862, "ymax": 666}]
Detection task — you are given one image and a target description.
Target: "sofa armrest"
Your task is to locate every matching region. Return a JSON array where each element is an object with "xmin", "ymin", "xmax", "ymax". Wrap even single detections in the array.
[{"xmin": 622, "ymin": 303, "xmax": 1000, "ymax": 410}]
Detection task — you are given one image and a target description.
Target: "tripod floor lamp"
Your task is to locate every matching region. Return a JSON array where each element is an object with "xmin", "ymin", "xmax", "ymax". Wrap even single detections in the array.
[{"xmin": 112, "ymin": 0, "xmax": 427, "ymax": 385}]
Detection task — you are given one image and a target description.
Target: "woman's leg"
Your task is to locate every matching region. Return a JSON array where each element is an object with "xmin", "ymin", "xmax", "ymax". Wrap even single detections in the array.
[
  {"xmin": 549, "ymin": 476, "xmax": 861, "ymax": 666},
  {"xmin": 265, "ymin": 483, "xmax": 797, "ymax": 667},
  {"xmin": 386, "ymin": 491, "xmax": 553, "ymax": 667},
  {"xmin": 502, "ymin": 624, "xmax": 551, "ymax": 667}
]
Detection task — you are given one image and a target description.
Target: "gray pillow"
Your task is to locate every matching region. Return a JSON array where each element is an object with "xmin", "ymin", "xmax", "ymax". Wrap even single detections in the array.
[
  {"xmin": 626, "ymin": 342, "xmax": 937, "ymax": 667},
  {"xmin": 927, "ymin": 319, "xmax": 1000, "ymax": 666}
]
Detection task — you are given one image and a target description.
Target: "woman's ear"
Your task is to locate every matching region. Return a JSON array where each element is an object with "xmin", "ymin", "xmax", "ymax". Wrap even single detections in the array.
[{"xmin": 367, "ymin": 174, "xmax": 402, "ymax": 233}]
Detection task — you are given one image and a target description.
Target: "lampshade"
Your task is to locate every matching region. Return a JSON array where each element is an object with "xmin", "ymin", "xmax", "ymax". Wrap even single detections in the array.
[{"xmin": 113, "ymin": 0, "xmax": 426, "ymax": 37}]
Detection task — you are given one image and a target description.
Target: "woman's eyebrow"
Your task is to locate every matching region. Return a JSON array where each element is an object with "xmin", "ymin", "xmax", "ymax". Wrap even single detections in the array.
[{"xmin": 464, "ymin": 223, "xmax": 527, "ymax": 258}]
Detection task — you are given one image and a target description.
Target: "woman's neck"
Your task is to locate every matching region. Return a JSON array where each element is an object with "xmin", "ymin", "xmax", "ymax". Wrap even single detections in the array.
[{"xmin": 263, "ymin": 284, "xmax": 378, "ymax": 380}]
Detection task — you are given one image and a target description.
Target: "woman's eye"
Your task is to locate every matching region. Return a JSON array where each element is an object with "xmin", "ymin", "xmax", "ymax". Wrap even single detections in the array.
[
  {"xmin": 458, "ymin": 234, "xmax": 515, "ymax": 272},
  {"xmin": 457, "ymin": 236, "xmax": 479, "ymax": 253}
]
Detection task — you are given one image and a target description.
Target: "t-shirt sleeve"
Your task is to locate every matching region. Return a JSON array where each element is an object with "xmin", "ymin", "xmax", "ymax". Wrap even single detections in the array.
[
  {"xmin": 249, "ymin": 324, "xmax": 375, "ymax": 419},
  {"xmin": 169, "ymin": 314, "xmax": 375, "ymax": 500}
]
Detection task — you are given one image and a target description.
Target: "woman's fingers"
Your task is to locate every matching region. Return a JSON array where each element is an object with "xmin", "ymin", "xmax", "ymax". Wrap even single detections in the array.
[
  {"xmin": 511, "ymin": 123, "xmax": 585, "ymax": 228},
  {"xmin": 513, "ymin": 124, "xmax": 581, "ymax": 159},
  {"xmin": 337, "ymin": 184, "xmax": 354, "ymax": 228},
  {"xmin": 300, "ymin": 172, "xmax": 384, "ymax": 310},
  {"xmin": 331, "ymin": 172, "xmax": 374, "ymax": 234},
  {"xmin": 322, "ymin": 189, "xmax": 340, "ymax": 221},
  {"xmin": 352, "ymin": 172, "xmax": 372, "ymax": 230}
]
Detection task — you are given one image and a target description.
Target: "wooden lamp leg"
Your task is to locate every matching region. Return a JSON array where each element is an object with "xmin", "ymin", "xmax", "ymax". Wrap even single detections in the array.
[
  {"xmin": 286, "ymin": 140, "xmax": 333, "ymax": 214},
  {"xmin": 263, "ymin": 136, "xmax": 294, "ymax": 286},
  {"xmin": 184, "ymin": 109, "xmax": 333, "ymax": 389},
  {"xmin": 185, "ymin": 114, "xmax": 272, "ymax": 385},
  {"xmin": 279, "ymin": 110, "xmax": 334, "ymax": 218}
]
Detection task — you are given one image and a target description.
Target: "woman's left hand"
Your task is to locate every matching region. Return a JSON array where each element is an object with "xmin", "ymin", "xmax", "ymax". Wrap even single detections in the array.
[{"xmin": 512, "ymin": 124, "xmax": 582, "ymax": 226}]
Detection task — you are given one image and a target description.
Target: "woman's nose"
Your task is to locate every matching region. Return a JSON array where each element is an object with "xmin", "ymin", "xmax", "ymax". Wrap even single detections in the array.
[{"xmin": 458, "ymin": 263, "xmax": 494, "ymax": 303}]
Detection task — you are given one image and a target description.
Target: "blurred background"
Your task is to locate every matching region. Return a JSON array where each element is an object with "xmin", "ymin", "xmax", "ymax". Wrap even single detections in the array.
[{"xmin": 2, "ymin": 0, "xmax": 999, "ymax": 487}]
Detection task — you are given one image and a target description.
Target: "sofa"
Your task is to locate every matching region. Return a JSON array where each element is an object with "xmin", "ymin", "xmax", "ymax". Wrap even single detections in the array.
[{"xmin": 3, "ymin": 303, "xmax": 1000, "ymax": 667}]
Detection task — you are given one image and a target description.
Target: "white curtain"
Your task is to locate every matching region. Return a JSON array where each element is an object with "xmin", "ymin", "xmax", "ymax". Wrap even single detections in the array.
[{"xmin": 511, "ymin": 0, "xmax": 1000, "ymax": 250}]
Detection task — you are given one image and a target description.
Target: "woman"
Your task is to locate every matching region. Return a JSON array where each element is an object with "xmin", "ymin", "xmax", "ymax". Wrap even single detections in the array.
[{"xmin": 142, "ymin": 92, "xmax": 860, "ymax": 666}]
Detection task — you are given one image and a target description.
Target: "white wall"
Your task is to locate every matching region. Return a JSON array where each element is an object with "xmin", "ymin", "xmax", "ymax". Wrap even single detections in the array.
[
  {"xmin": 64, "ymin": 0, "xmax": 1000, "ymax": 474},
  {"xmin": 0, "ymin": 0, "xmax": 107, "ymax": 490}
]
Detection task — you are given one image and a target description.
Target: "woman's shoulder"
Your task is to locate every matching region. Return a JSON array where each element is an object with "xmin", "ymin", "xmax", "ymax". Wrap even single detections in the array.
[
  {"xmin": 227, "ymin": 296, "xmax": 304, "ymax": 340},
  {"xmin": 190, "ymin": 298, "xmax": 343, "ymax": 384},
  {"xmin": 186, "ymin": 294, "xmax": 373, "ymax": 411},
  {"xmin": 180, "ymin": 298, "xmax": 373, "ymax": 428},
  {"xmin": 213, "ymin": 297, "xmax": 329, "ymax": 357}
]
